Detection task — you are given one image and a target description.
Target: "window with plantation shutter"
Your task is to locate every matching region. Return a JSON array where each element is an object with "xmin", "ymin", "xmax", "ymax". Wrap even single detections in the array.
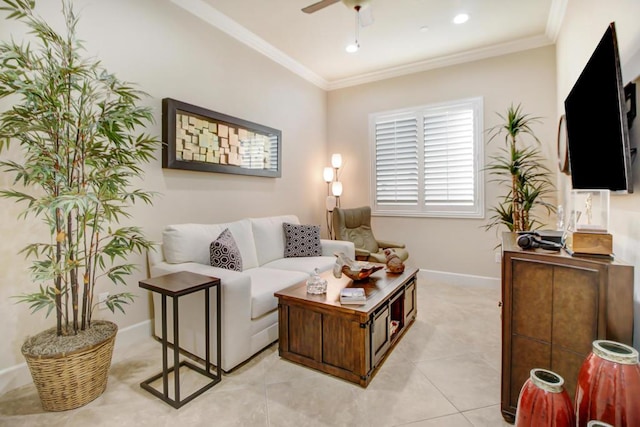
[
  {"xmin": 370, "ymin": 97, "xmax": 484, "ymax": 218},
  {"xmin": 374, "ymin": 114, "xmax": 419, "ymax": 205}
]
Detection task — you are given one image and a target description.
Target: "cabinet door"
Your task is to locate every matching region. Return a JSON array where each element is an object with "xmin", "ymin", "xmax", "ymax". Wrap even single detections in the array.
[
  {"xmin": 507, "ymin": 259, "xmax": 553, "ymax": 412},
  {"xmin": 552, "ymin": 265, "xmax": 599, "ymax": 355},
  {"xmin": 510, "ymin": 335, "xmax": 550, "ymax": 407},
  {"xmin": 371, "ymin": 305, "xmax": 390, "ymax": 366},
  {"xmin": 551, "ymin": 264, "xmax": 599, "ymax": 401},
  {"xmin": 404, "ymin": 281, "xmax": 416, "ymax": 323},
  {"xmin": 322, "ymin": 315, "xmax": 364, "ymax": 372},
  {"xmin": 507, "ymin": 259, "xmax": 601, "ymax": 409},
  {"xmin": 287, "ymin": 305, "xmax": 322, "ymax": 361},
  {"xmin": 512, "ymin": 260, "xmax": 553, "ymax": 342}
]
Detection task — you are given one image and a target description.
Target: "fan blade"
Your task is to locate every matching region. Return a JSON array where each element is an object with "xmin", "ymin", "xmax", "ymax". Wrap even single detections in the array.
[
  {"xmin": 358, "ymin": 4, "xmax": 374, "ymax": 26},
  {"xmin": 302, "ymin": 0, "xmax": 341, "ymax": 14}
]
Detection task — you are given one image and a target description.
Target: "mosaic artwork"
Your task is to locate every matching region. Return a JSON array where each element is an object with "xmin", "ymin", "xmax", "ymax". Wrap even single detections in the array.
[{"xmin": 162, "ymin": 98, "xmax": 281, "ymax": 177}]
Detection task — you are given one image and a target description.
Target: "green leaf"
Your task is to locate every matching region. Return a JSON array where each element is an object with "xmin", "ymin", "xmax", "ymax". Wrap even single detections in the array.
[
  {"xmin": 484, "ymin": 104, "xmax": 555, "ymax": 232},
  {"xmin": 104, "ymin": 292, "xmax": 135, "ymax": 314},
  {"xmin": 0, "ymin": 0, "xmax": 160, "ymax": 332}
]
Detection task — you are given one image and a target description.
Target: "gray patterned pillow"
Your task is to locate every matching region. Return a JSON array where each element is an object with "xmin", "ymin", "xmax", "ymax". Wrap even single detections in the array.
[
  {"xmin": 210, "ymin": 228, "xmax": 243, "ymax": 271},
  {"xmin": 283, "ymin": 223, "xmax": 321, "ymax": 258}
]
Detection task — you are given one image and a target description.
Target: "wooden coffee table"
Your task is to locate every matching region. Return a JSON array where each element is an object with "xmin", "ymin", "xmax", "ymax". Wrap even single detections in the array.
[{"xmin": 275, "ymin": 266, "xmax": 418, "ymax": 387}]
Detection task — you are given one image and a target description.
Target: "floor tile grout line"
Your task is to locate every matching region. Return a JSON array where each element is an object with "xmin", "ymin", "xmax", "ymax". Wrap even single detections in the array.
[{"xmin": 408, "ymin": 358, "xmax": 465, "ymax": 419}]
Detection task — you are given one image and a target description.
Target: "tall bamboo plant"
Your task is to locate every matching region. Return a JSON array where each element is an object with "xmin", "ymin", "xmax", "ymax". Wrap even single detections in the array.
[
  {"xmin": 0, "ymin": 0, "xmax": 158, "ymax": 336},
  {"xmin": 485, "ymin": 104, "xmax": 555, "ymax": 232}
]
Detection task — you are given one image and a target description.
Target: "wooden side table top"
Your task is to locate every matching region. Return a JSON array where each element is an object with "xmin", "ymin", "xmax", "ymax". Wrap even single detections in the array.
[{"xmin": 139, "ymin": 271, "xmax": 220, "ymax": 297}]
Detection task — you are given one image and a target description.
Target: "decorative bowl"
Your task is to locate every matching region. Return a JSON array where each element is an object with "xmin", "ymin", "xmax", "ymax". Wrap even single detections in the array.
[{"xmin": 341, "ymin": 263, "xmax": 383, "ymax": 281}]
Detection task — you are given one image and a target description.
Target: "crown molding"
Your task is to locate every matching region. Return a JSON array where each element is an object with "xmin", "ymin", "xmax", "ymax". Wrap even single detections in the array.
[
  {"xmin": 171, "ymin": 0, "xmax": 556, "ymax": 92},
  {"xmin": 327, "ymin": 34, "xmax": 554, "ymax": 90},
  {"xmin": 546, "ymin": 0, "xmax": 568, "ymax": 42},
  {"xmin": 170, "ymin": 0, "xmax": 329, "ymax": 90}
]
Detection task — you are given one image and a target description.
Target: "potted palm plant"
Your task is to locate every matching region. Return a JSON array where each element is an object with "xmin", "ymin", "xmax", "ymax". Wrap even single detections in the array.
[
  {"xmin": 485, "ymin": 104, "xmax": 555, "ymax": 232},
  {"xmin": 0, "ymin": 0, "xmax": 158, "ymax": 411}
]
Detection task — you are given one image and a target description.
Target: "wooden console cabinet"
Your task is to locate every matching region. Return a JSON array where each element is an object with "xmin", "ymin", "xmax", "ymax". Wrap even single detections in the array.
[
  {"xmin": 276, "ymin": 267, "xmax": 418, "ymax": 387},
  {"xmin": 500, "ymin": 233, "xmax": 634, "ymax": 423}
]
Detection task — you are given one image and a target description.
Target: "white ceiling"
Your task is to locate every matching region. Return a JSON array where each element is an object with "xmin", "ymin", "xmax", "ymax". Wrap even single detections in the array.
[{"xmin": 171, "ymin": 0, "xmax": 566, "ymax": 90}]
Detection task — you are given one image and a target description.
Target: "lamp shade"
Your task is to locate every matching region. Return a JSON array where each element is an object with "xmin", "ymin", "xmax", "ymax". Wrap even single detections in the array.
[
  {"xmin": 331, "ymin": 181, "xmax": 343, "ymax": 197},
  {"xmin": 323, "ymin": 167, "xmax": 334, "ymax": 183},
  {"xmin": 331, "ymin": 153, "xmax": 342, "ymax": 169}
]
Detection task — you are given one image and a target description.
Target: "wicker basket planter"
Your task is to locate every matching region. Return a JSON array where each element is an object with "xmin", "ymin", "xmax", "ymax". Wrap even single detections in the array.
[{"xmin": 22, "ymin": 321, "xmax": 118, "ymax": 412}]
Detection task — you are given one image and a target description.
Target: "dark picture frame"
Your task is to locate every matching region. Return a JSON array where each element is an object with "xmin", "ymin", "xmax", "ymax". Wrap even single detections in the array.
[{"xmin": 162, "ymin": 98, "xmax": 282, "ymax": 178}]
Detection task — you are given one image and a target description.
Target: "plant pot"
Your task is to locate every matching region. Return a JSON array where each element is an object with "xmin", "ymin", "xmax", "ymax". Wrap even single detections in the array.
[
  {"xmin": 575, "ymin": 340, "xmax": 640, "ymax": 427},
  {"xmin": 515, "ymin": 368, "xmax": 575, "ymax": 427},
  {"xmin": 21, "ymin": 320, "xmax": 118, "ymax": 412}
]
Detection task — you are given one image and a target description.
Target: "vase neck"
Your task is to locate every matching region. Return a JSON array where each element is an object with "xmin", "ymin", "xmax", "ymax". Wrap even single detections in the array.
[
  {"xmin": 593, "ymin": 340, "xmax": 639, "ymax": 365},
  {"xmin": 530, "ymin": 368, "xmax": 565, "ymax": 393}
]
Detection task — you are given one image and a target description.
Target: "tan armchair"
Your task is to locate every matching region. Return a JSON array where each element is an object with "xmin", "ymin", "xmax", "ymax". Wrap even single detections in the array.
[{"xmin": 332, "ymin": 206, "xmax": 409, "ymax": 263}]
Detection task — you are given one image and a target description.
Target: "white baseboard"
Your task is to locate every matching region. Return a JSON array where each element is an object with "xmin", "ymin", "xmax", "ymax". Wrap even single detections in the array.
[
  {"xmin": 0, "ymin": 319, "xmax": 152, "ymax": 396},
  {"xmin": 112, "ymin": 320, "xmax": 153, "ymax": 358},
  {"xmin": 0, "ymin": 361, "xmax": 32, "ymax": 397},
  {"xmin": 420, "ymin": 268, "xmax": 500, "ymax": 288}
]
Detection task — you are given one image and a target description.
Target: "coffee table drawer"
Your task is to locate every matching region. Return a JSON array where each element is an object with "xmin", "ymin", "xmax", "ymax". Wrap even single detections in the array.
[{"xmin": 372, "ymin": 305, "xmax": 390, "ymax": 366}]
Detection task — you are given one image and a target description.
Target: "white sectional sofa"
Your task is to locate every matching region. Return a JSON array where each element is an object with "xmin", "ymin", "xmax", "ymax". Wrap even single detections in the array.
[{"xmin": 147, "ymin": 215, "xmax": 355, "ymax": 371}]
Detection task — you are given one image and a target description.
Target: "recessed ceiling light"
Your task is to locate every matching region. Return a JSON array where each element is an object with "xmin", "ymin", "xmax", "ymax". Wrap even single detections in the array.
[
  {"xmin": 453, "ymin": 13, "xmax": 469, "ymax": 24},
  {"xmin": 345, "ymin": 42, "xmax": 359, "ymax": 53},
  {"xmin": 419, "ymin": 25, "xmax": 429, "ymax": 32}
]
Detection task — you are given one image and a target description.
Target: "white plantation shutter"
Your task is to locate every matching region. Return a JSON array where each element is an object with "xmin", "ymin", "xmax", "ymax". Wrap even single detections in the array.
[
  {"xmin": 423, "ymin": 106, "xmax": 474, "ymax": 205},
  {"xmin": 374, "ymin": 114, "xmax": 419, "ymax": 205},
  {"xmin": 371, "ymin": 98, "xmax": 483, "ymax": 218}
]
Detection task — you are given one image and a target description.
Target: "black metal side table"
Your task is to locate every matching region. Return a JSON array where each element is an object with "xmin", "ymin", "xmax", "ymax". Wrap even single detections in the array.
[{"xmin": 139, "ymin": 271, "xmax": 221, "ymax": 408}]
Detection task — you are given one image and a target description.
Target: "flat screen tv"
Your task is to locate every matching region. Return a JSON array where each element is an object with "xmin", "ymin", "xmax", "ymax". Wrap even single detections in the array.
[{"xmin": 564, "ymin": 22, "xmax": 633, "ymax": 193}]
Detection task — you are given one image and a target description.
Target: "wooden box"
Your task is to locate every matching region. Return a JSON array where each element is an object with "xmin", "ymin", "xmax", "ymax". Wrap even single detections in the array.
[{"xmin": 566, "ymin": 232, "xmax": 613, "ymax": 255}]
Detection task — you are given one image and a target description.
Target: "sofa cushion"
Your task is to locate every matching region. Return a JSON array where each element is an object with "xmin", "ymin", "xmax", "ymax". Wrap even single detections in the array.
[
  {"xmin": 283, "ymin": 223, "xmax": 321, "ymax": 257},
  {"xmin": 210, "ymin": 228, "xmax": 242, "ymax": 271},
  {"xmin": 262, "ymin": 256, "xmax": 336, "ymax": 275},
  {"xmin": 244, "ymin": 267, "xmax": 308, "ymax": 319},
  {"xmin": 163, "ymin": 219, "xmax": 259, "ymax": 270},
  {"xmin": 251, "ymin": 215, "xmax": 299, "ymax": 266}
]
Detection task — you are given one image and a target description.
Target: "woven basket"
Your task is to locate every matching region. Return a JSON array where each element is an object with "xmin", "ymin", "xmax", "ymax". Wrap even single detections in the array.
[{"xmin": 23, "ymin": 323, "xmax": 117, "ymax": 412}]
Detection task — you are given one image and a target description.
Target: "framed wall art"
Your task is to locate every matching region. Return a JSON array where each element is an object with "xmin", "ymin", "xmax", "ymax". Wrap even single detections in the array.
[{"xmin": 162, "ymin": 98, "xmax": 282, "ymax": 178}]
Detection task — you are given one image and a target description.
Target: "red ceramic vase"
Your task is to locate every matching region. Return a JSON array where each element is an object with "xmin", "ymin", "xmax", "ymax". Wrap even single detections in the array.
[
  {"xmin": 515, "ymin": 368, "xmax": 575, "ymax": 427},
  {"xmin": 575, "ymin": 340, "xmax": 640, "ymax": 427}
]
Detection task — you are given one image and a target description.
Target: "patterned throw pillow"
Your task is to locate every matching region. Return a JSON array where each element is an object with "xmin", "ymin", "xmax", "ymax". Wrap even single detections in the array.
[
  {"xmin": 210, "ymin": 228, "xmax": 243, "ymax": 271},
  {"xmin": 283, "ymin": 223, "xmax": 321, "ymax": 258}
]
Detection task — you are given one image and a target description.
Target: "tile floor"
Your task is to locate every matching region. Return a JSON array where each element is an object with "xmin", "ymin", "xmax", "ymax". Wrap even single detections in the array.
[{"xmin": 0, "ymin": 272, "xmax": 512, "ymax": 426}]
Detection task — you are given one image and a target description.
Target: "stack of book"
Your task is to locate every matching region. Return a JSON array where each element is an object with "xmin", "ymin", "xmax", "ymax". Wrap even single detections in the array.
[{"xmin": 339, "ymin": 287, "xmax": 366, "ymax": 305}]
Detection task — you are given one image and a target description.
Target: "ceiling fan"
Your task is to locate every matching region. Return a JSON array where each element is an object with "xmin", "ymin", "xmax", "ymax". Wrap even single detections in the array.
[{"xmin": 302, "ymin": 0, "xmax": 374, "ymax": 27}]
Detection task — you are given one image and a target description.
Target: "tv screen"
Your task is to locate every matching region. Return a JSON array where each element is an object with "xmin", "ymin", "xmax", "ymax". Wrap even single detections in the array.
[{"xmin": 564, "ymin": 22, "xmax": 633, "ymax": 193}]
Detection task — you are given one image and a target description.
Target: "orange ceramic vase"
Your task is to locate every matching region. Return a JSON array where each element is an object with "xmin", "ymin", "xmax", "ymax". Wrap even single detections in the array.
[
  {"xmin": 575, "ymin": 340, "xmax": 640, "ymax": 427},
  {"xmin": 515, "ymin": 368, "xmax": 575, "ymax": 427}
]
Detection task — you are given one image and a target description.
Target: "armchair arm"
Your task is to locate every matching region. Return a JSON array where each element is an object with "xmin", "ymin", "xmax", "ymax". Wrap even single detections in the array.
[
  {"xmin": 376, "ymin": 240, "xmax": 406, "ymax": 249},
  {"xmin": 321, "ymin": 239, "xmax": 355, "ymax": 259},
  {"xmin": 355, "ymin": 248, "xmax": 371, "ymax": 258}
]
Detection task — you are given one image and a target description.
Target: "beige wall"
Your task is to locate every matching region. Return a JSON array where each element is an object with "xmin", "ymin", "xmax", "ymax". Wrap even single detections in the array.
[
  {"xmin": 327, "ymin": 46, "xmax": 558, "ymax": 278},
  {"xmin": 556, "ymin": 0, "xmax": 640, "ymax": 349},
  {"xmin": 0, "ymin": 0, "xmax": 327, "ymax": 374}
]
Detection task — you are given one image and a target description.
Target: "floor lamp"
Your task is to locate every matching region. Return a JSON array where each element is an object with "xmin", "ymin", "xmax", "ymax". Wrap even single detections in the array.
[{"xmin": 323, "ymin": 154, "xmax": 343, "ymax": 239}]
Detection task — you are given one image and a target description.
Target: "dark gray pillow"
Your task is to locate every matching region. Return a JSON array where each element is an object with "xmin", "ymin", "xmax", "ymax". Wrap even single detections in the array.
[
  {"xmin": 283, "ymin": 223, "xmax": 321, "ymax": 258},
  {"xmin": 210, "ymin": 228, "xmax": 242, "ymax": 271}
]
